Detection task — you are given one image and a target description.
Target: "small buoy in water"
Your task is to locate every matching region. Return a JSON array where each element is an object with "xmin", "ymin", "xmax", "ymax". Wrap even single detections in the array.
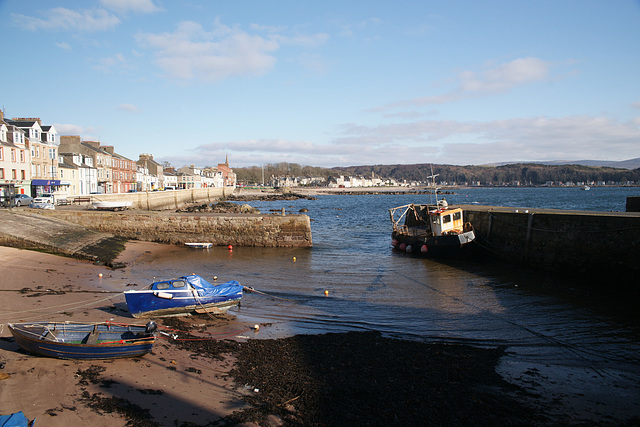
[
  {"xmin": 254, "ymin": 324, "xmax": 260, "ymax": 331},
  {"xmin": 391, "ymin": 239, "xmax": 399, "ymax": 247},
  {"xmin": 421, "ymin": 245, "xmax": 428, "ymax": 253},
  {"xmin": 213, "ymin": 276, "xmax": 218, "ymax": 281},
  {"xmin": 324, "ymin": 290, "xmax": 329, "ymax": 296},
  {"xmin": 228, "ymin": 244, "xmax": 233, "ymax": 250},
  {"xmin": 406, "ymin": 245, "xmax": 412, "ymax": 252},
  {"xmin": 293, "ymin": 256, "xmax": 296, "ymax": 261},
  {"xmin": 398, "ymin": 242, "xmax": 407, "ymax": 251},
  {"xmin": 98, "ymin": 273, "xmax": 103, "ymax": 278}
]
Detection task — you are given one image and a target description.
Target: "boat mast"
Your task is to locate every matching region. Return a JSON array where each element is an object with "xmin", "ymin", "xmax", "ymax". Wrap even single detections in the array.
[{"xmin": 426, "ymin": 164, "xmax": 439, "ymax": 206}]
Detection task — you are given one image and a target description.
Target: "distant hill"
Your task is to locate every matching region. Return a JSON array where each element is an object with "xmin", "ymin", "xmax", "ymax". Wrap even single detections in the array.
[
  {"xmin": 234, "ymin": 159, "xmax": 640, "ymax": 186},
  {"xmin": 485, "ymin": 158, "xmax": 640, "ymax": 170},
  {"xmin": 332, "ymin": 162, "xmax": 640, "ymax": 186}
]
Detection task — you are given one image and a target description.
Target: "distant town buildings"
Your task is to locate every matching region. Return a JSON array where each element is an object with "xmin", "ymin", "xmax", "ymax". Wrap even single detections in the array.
[{"xmin": 0, "ymin": 109, "xmax": 235, "ymax": 202}]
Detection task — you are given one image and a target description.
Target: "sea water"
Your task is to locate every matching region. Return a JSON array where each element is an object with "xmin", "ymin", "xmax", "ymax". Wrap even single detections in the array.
[{"xmin": 117, "ymin": 186, "xmax": 640, "ymax": 421}]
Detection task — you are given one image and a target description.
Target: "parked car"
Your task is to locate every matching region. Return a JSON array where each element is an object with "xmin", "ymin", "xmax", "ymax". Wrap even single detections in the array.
[
  {"xmin": 30, "ymin": 193, "xmax": 56, "ymax": 210},
  {"xmin": 33, "ymin": 193, "xmax": 54, "ymax": 204},
  {"xmin": 13, "ymin": 194, "xmax": 33, "ymax": 206}
]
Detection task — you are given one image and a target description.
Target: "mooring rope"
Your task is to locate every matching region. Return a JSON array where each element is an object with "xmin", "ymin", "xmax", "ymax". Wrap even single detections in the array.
[{"xmin": 243, "ymin": 286, "xmax": 295, "ymax": 302}]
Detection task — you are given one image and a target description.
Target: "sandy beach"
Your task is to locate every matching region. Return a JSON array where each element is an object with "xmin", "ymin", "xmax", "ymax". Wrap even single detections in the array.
[{"xmin": 0, "ymin": 243, "xmax": 256, "ymax": 426}]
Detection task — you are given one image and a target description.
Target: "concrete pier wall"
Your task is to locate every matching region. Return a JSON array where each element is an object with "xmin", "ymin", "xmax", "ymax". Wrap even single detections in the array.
[
  {"xmin": 80, "ymin": 187, "xmax": 233, "ymax": 210},
  {"xmin": 36, "ymin": 210, "xmax": 313, "ymax": 248},
  {"xmin": 461, "ymin": 205, "xmax": 640, "ymax": 283}
]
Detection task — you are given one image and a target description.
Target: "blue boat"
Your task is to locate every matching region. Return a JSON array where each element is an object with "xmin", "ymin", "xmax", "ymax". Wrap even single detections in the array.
[
  {"xmin": 7, "ymin": 321, "xmax": 156, "ymax": 360},
  {"xmin": 124, "ymin": 274, "xmax": 243, "ymax": 318}
]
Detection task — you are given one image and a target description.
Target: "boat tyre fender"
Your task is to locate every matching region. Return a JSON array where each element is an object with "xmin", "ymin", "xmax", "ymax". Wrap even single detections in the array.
[{"xmin": 145, "ymin": 321, "xmax": 158, "ymax": 335}]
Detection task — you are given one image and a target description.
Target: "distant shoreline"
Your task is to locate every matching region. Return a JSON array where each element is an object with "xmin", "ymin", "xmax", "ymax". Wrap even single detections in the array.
[{"xmin": 232, "ymin": 184, "xmax": 640, "ymax": 198}]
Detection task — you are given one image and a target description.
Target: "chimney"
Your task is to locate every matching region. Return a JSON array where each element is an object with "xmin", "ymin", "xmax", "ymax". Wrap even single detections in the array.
[
  {"xmin": 13, "ymin": 117, "xmax": 42, "ymax": 125},
  {"xmin": 59, "ymin": 135, "xmax": 82, "ymax": 152},
  {"xmin": 84, "ymin": 141, "xmax": 101, "ymax": 149},
  {"xmin": 102, "ymin": 145, "xmax": 114, "ymax": 155}
]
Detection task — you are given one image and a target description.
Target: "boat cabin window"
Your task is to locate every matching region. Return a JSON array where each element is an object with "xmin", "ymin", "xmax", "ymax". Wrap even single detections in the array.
[
  {"xmin": 156, "ymin": 282, "xmax": 170, "ymax": 290},
  {"xmin": 172, "ymin": 280, "xmax": 186, "ymax": 289},
  {"xmin": 453, "ymin": 212, "xmax": 461, "ymax": 221},
  {"xmin": 442, "ymin": 214, "xmax": 452, "ymax": 224}
]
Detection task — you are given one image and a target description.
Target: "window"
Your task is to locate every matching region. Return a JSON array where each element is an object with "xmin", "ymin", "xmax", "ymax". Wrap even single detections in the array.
[
  {"xmin": 21, "ymin": 170, "xmax": 25, "ymax": 180},
  {"xmin": 12, "ymin": 169, "xmax": 16, "ymax": 179},
  {"xmin": 453, "ymin": 212, "xmax": 461, "ymax": 221},
  {"xmin": 172, "ymin": 280, "xmax": 186, "ymax": 289},
  {"xmin": 442, "ymin": 214, "xmax": 452, "ymax": 224},
  {"xmin": 10, "ymin": 149, "xmax": 16, "ymax": 162},
  {"xmin": 0, "ymin": 148, "xmax": 3, "ymax": 160},
  {"xmin": 0, "ymin": 169, "xmax": 4, "ymax": 179},
  {"xmin": 20, "ymin": 150, "xmax": 25, "ymax": 162}
]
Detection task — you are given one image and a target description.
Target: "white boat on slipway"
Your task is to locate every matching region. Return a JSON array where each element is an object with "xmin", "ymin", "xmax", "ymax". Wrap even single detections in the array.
[{"xmin": 89, "ymin": 200, "xmax": 133, "ymax": 211}]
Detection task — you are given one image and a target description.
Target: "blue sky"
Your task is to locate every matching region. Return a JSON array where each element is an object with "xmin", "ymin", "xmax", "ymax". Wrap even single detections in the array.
[{"xmin": 2, "ymin": 0, "xmax": 639, "ymax": 169}]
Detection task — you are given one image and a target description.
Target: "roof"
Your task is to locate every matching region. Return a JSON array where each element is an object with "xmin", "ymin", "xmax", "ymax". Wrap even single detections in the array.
[{"xmin": 81, "ymin": 142, "xmax": 111, "ymax": 155}]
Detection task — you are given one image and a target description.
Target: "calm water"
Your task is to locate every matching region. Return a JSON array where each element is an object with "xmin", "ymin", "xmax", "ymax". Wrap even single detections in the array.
[{"xmin": 117, "ymin": 186, "xmax": 640, "ymax": 421}]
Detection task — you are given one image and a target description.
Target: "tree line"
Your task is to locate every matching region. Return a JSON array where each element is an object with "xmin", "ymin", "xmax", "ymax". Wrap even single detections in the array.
[{"xmin": 234, "ymin": 162, "xmax": 640, "ymax": 186}]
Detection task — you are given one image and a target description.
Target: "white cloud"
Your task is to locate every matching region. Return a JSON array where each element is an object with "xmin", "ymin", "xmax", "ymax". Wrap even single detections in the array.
[
  {"xmin": 54, "ymin": 123, "xmax": 91, "ymax": 135},
  {"xmin": 137, "ymin": 21, "xmax": 279, "ymax": 82},
  {"xmin": 12, "ymin": 8, "xmax": 120, "ymax": 32},
  {"xmin": 136, "ymin": 20, "xmax": 328, "ymax": 83},
  {"xmin": 117, "ymin": 103, "xmax": 140, "ymax": 113},
  {"xmin": 372, "ymin": 57, "xmax": 552, "ymax": 112},
  {"xmin": 55, "ymin": 41, "xmax": 72, "ymax": 51},
  {"xmin": 459, "ymin": 57, "xmax": 549, "ymax": 93},
  {"xmin": 330, "ymin": 115, "xmax": 640, "ymax": 165},
  {"xmin": 93, "ymin": 53, "xmax": 127, "ymax": 72},
  {"xmin": 99, "ymin": 0, "xmax": 162, "ymax": 14}
]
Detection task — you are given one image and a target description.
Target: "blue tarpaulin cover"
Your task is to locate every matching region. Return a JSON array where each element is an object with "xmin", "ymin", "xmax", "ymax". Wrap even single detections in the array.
[{"xmin": 0, "ymin": 411, "xmax": 33, "ymax": 426}]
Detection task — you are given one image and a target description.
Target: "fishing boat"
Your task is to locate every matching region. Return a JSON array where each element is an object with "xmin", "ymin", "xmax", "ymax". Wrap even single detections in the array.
[
  {"xmin": 388, "ymin": 169, "xmax": 475, "ymax": 257},
  {"xmin": 185, "ymin": 242, "xmax": 213, "ymax": 249},
  {"xmin": 389, "ymin": 202, "xmax": 475, "ymax": 256},
  {"xmin": 7, "ymin": 321, "xmax": 157, "ymax": 360},
  {"xmin": 124, "ymin": 274, "xmax": 243, "ymax": 318}
]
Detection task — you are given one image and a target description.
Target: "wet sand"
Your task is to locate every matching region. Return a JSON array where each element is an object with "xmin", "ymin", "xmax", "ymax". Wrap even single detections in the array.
[{"xmin": 0, "ymin": 243, "xmax": 634, "ymax": 426}]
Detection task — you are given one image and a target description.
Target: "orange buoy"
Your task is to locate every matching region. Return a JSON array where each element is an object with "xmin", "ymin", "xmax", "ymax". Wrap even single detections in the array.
[{"xmin": 228, "ymin": 245, "xmax": 233, "ymax": 250}]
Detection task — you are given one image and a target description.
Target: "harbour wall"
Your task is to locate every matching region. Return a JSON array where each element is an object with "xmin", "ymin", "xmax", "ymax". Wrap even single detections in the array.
[
  {"xmin": 461, "ymin": 205, "xmax": 640, "ymax": 284},
  {"xmin": 77, "ymin": 187, "xmax": 233, "ymax": 210},
  {"xmin": 33, "ymin": 210, "xmax": 313, "ymax": 248}
]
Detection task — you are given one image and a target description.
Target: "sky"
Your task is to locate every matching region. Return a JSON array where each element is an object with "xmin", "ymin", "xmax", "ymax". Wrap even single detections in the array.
[{"xmin": 1, "ymin": 0, "xmax": 639, "ymax": 169}]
